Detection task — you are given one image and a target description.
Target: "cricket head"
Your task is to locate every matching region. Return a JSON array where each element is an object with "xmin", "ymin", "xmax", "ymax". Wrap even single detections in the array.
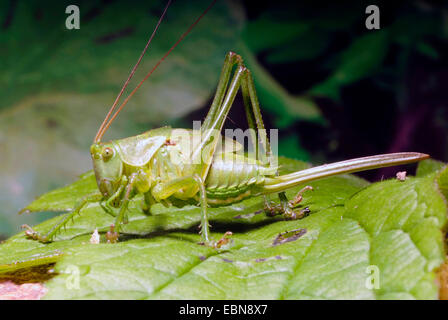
[
  {"xmin": 89, "ymin": 0, "xmax": 214, "ymax": 198},
  {"xmin": 90, "ymin": 143, "xmax": 123, "ymax": 198}
]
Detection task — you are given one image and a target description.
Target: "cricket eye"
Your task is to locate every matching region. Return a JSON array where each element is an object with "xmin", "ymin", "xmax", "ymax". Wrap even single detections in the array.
[{"xmin": 102, "ymin": 147, "xmax": 114, "ymax": 161}]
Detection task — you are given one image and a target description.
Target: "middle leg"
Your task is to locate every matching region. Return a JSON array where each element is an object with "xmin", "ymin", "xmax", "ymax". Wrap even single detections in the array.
[{"xmin": 151, "ymin": 175, "xmax": 230, "ymax": 248}]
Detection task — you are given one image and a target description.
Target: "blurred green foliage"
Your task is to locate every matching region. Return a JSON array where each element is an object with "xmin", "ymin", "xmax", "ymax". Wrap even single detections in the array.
[
  {"xmin": 243, "ymin": 1, "xmax": 446, "ymax": 98},
  {"xmin": 241, "ymin": 0, "xmax": 448, "ymax": 166}
]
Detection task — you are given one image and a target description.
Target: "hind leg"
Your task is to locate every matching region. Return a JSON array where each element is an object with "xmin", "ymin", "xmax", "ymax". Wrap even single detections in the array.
[
  {"xmin": 264, "ymin": 186, "xmax": 313, "ymax": 219},
  {"xmin": 240, "ymin": 66, "xmax": 304, "ymax": 219}
]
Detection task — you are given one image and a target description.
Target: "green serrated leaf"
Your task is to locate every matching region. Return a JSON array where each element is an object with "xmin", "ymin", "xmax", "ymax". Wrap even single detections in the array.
[
  {"xmin": 0, "ymin": 158, "xmax": 446, "ymax": 300},
  {"xmin": 344, "ymin": 173, "xmax": 447, "ymax": 299},
  {"xmin": 416, "ymin": 159, "xmax": 446, "ymax": 177},
  {"xmin": 0, "ymin": 158, "xmax": 363, "ymax": 269},
  {"xmin": 20, "ymin": 171, "xmax": 97, "ymax": 213}
]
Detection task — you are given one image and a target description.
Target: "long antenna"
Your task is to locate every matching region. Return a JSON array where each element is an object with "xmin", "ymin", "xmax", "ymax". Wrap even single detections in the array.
[
  {"xmin": 95, "ymin": 0, "xmax": 218, "ymax": 143},
  {"xmin": 94, "ymin": 0, "xmax": 172, "ymax": 143}
]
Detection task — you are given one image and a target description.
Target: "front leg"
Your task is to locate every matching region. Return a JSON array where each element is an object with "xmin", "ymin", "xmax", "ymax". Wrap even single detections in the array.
[
  {"xmin": 113, "ymin": 173, "xmax": 138, "ymax": 235},
  {"xmin": 22, "ymin": 192, "xmax": 103, "ymax": 243},
  {"xmin": 193, "ymin": 174, "xmax": 211, "ymax": 245},
  {"xmin": 142, "ymin": 192, "xmax": 156, "ymax": 215},
  {"xmin": 100, "ymin": 176, "xmax": 128, "ymax": 217},
  {"xmin": 112, "ymin": 168, "xmax": 153, "ymax": 237}
]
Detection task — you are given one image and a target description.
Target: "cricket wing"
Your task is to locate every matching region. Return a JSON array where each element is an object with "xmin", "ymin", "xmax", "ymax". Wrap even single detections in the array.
[
  {"xmin": 170, "ymin": 129, "xmax": 243, "ymax": 156},
  {"xmin": 115, "ymin": 134, "xmax": 166, "ymax": 167}
]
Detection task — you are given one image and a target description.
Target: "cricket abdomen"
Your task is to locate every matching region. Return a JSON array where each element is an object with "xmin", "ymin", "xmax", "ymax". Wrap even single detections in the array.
[{"xmin": 205, "ymin": 153, "xmax": 276, "ymax": 205}]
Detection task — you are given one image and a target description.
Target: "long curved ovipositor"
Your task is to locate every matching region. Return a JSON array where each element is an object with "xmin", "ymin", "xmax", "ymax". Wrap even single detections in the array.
[{"xmin": 260, "ymin": 152, "xmax": 430, "ymax": 194}]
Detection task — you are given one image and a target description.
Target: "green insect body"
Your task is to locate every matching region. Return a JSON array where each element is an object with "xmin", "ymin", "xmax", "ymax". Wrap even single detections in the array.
[
  {"xmin": 23, "ymin": 100, "xmax": 428, "ymax": 248},
  {"xmin": 21, "ymin": 4, "xmax": 429, "ymax": 247},
  {"xmin": 92, "ymin": 127, "xmax": 276, "ymax": 205}
]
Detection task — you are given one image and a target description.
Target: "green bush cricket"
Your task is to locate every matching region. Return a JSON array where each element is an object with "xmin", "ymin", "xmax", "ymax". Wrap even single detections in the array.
[{"xmin": 21, "ymin": 0, "xmax": 429, "ymax": 248}]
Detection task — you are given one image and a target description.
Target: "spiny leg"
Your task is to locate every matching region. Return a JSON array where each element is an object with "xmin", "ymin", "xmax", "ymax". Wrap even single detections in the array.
[
  {"xmin": 186, "ymin": 54, "xmax": 252, "ymax": 247},
  {"xmin": 113, "ymin": 169, "xmax": 152, "ymax": 236},
  {"xmin": 204, "ymin": 55, "xmax": 279, "ymax": 215},
  {"xmin": 198, "ymin": 52, "xmax": 315, "ymax": 222},
  {"xmin": 193, "ymin": 174, "xmax": 211, "ymax": 244},
  {"xmin": 239, "ymin": 62, "xmax": 302, "ymax": 219},
  {"xmin": 202, "ymin": 52, "xmax": 243, "ymax": 131},
  {"xmin": 197, "ymin": 52, "xmax": 276, "ymax": 179},
  {"xmin": 113, "ymin": 173, "xmax": 137, "ymax": 235},
  {"xmin": 289, "ymin": 186, "xmax": 314, "ymax": 207},
  {"xmin": 22, "ymin": 192, "xmax": 103, "ymax": 243},
  {"xmin": 100, "ymin": 201, "xmax": 118, "ymax": 217},
  {"xmin": 141, "ymin": 192, "xmax": 156, "ymax": 214},
  {"xmin": 151, "ymin": 175, "xmax": 231, "ymax": 248},
  {"xmin": 193, "ymin": 175, "xmax": 232, "ymax": 248},
  {"xmin": 240, "ymin": 67, "xmax": 286, "ymax": 212},
  {"xmin": 99, "ymin": 177, "xmax": 127, "ymax": 217},
  {"xmin": 196, "ymin": 52, "xmax": 274, "ymax": 181},
  {"xmin": 241, "ymin": 68, "xmax": 272, "ymax": 166},
  {"xmin": 239, "ymin": 59, "xmax": 318, "ymax": 220},
  {"xmin": 195, "ymin": 52, "xmax": 314, "ymax": 236},
  {"xmin": 264, "ymin": 186, "xmax": 313, "ymax": 219},
  {"xmin": 192, "ymin": 62, "xmax": 247, "ymax": 176}
]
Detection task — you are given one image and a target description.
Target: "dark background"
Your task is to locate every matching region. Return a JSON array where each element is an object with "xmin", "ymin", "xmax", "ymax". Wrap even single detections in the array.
[{"xmin": 195, "ymin": 0, "xmax": 448, "ymax": 181}]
